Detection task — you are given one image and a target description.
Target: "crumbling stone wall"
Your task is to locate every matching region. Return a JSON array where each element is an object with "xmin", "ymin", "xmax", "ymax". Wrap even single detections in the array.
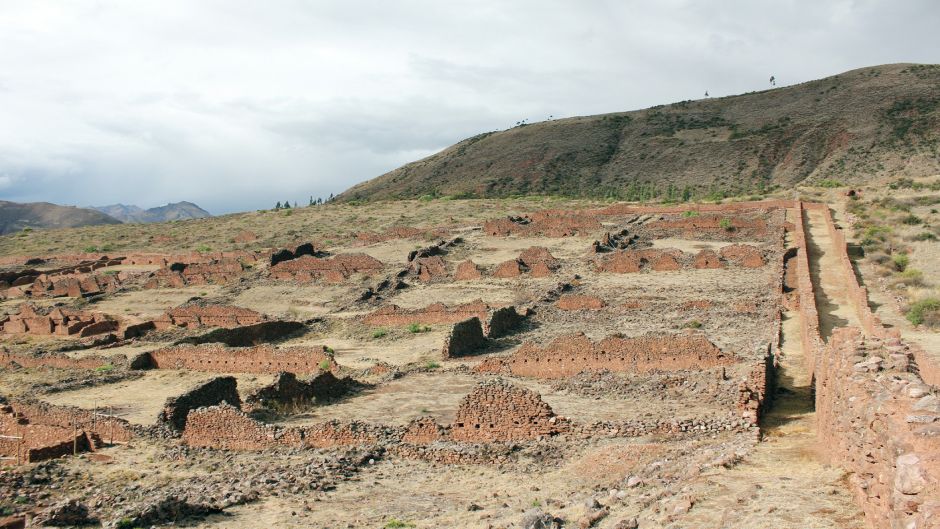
[
  {"xmin": 483, "ymin": 211, "xmax": 601, "ymax": 237},
  {"xmin": 355, "ymin": 226, "xmax": 450, "ymax": 244},
  {"xmin": 0, "ymin": 399, "xmax": 133, "ymax": 462},
  {"xmin": 485, "ymin": 306, "xmax": 526, "ymax": 338},
  {"xmin": 270, "ymin": 242, "xmax": 320, "ymax": 266},
  {"xmin": 556, "ymin": 294, "xmax": 606, "ymax": 311},
  {"xmin": 453, "ymin": 260, "xmax": 482, "ymax": 280},
  {"xmin": 0, "ymin": 350, "xmax": 114, "ymax": 370},
  {"xmin": 641, "ymin": 214, "xmax": 769, "ymax": 240},
  {"xmin": 411, "ymin": 255, "xmax": 448, "ymax": 282},
  {"xmin": 815, "ymin": 327, "xmax": 940, "ymax": 529},
  {"xmin": 450, "ymin": 380, "xmax": 569, "ymax": 442},
  {"xmin": 492, "ymin": 247, "xmax": 560, "ymax": 278},
  {"xmin": 154, "ymin": 304, "xmax": 266, "ymax": 329},
  {"xmin": 243, "ymin": 371, "xmax": 358, "ymax": 411},
  {"xmin": 441, "ymin": 317, "xmax": 487, "ymax": 358},
  {"xmin": 158, "ymin": 376, "xmax": 241, "ymax": 431},
  {"xmin": 1, "ymin": 304, "xmax": 118, "ymax": 337},
  {"xmin": 596, "ymin": 246, "xmax": 765, "ymax": 274},
  {"xmin": 140, "ymin": 344, "xmax": 336, "ymax": 375},
  {"xmin": 719, "ymin": 244, "xmax": 765, "ymax": 268},
  {"xmin": 363, "ymin": 300, "xmax": 490, "ymax": 327},
  {"xmin": 269, "ymin": 253, "xmax": 383, "ymax": 282},
  {"xmin": 480, "ymin": 332, "xmax": 733, "ymax": 379},
  {"xmin": 144, "ymin": 258, "xmax": 247, "ymax": 288},
  {"xmin": 736, "ymin": 346, "xmax": 776, "ymax": 425}
]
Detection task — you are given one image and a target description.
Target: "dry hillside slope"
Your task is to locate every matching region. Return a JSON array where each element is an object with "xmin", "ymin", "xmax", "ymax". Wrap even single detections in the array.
[
  {"xmin": 340, "ymin": 63, "xmax": 940, "ymax": 201},
  {"xmin": 0, "ymin": 201, "xmax": 122, "ymax": 235}
]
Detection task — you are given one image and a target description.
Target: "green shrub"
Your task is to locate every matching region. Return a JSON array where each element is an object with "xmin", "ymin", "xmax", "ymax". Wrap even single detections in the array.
[
  {"xmin": 817, "ymin": 179, "xmax": 843, "ymax": 188},
  {"xmin": 95, "ymin": 364, "xmax": 114, "ymax": 372},
  {"xmin": 894, "ymin": 268, "xmax": 924, "ymax": 287},
  {"xmin": 408, "ymin": 323, "xmax": 431, "ymax": 333},
  {"xmin": 83, "ymin": 246, "xmax": 99, "ymax": 253},
  {"xmin": 912, "ymin": 232, "xmax": 937, "ymax": 241},
  {"xmin": 907, "ymin": 298, "xmax": 940, "ymax": 326},
  {"xmin": 425, "ymin": 361, "xmax": 440, "ymax": 369},
  {"xmin": 384, "ymin": 520, "xmax": 415, "ymax": 529},
  {"xmin": 196, "ymin": 245, "xmax": 211, "ymax": 253},
  {"xmin": 719, "ymin": 218, "xmax": 733, "ymax": 231},
  {"xmin": 901, "ymin": 214, "xmax": 923, "ymax": 225},
  {"xmin": 372, "ymin": 328, "xmax": 388, "ymax": 339},
  {"xmin": 684, "ymin": 320, "xmax": 702, "ymax": 329},
  {"xmin": 319, "ymin": 359, "xmax": 332, "ymax": 371},
  {"xmin": 681, "ymin": 210, "xmax": 699, "ymax": 218},
  {"xmin": 892, "ymin": 253, "xmax": 910, "ymax": 271}
]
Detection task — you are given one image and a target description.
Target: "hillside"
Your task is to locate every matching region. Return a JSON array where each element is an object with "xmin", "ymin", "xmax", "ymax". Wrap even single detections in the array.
[
  {"xmin": 91, "ymin": 201, "xmax": 211, "ymax": 223},
  {"xmin": 339, "ymin": 64, "xmax": 940, "ymax": 202},
  {"xmin": 0, "ymin": 201, "xmax": 122, "ymax": 235}
]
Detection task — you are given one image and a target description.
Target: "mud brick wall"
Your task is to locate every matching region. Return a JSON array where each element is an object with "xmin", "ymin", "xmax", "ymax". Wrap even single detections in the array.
[
  {"xmin": 363, "ymin": 300, "xmax": 490, "ymax": 327},
  {"xmin": 300, "ymin": 421, "xmax": 382, "ymax": 449},
  {"xmin": 158, "ymin": 376, "xmax": 241, "ymax": 430},
  {"xmin": 815, "ymin": 328, "xmax": 940, "ymax": 529},
  {"xmin": 494, "ymin": 332, "xmax": 733, "ymax": 379},
  {"xmin": 1, "ymin": 304, "xmax": 118, "ymax": 337},
  {"xmin": 596, "ymin": 246, "xmax": 766, "ymax": 274},
  {"xmin": 269, "ymin": 253, "xmax": 383, "ymax": 282},
  {"xmin": 454, "ymin": 260, "xmax": 482, "ymax": 280},
  {"xmin": 441, "ymin": 317, "xmax": 487, "ymax": 358},
  {"xmin": 411, "ymin": 255, "xmax": 448, "ymax": 282},
  {"xmin": 144, "ymin": 258, "xmax": 248, "ymax": 288},
  {"xmin": 155, "ymin": 304, "xmax": 266, "ymax": 329},
  {"xmin": 450, "ymin": 379, "xmax": 568, "ymax": 442},
  {"xmin": 401, "ymin": 417, "xmax": 446, "ymax": 444},
  {"xmin": 143, "ymin": 344, "xmax": 336, "ymax": 375},
  {"xmin": 243, "ymin": 371, "xmax": 355, "ymax": 410}
]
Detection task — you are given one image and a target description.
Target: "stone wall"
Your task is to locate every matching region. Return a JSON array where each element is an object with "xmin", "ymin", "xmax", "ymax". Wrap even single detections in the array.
[
  {"xmin": 243, "ymin": 371, "xmax": 358, "ymax": 411},
  {"xmin": 158, "ymin": 376, "xmax": 241, "ymax": 430},
  {"xmin": 362, "ymin": 300, "xmax": 490, "ymax": 327},
  {"xmin": 140, "ymin": 344, "xmax": 336, "ymax": 375},
  {"xmin": 154, "ymin": 304, "xmax": 267, "ymax": 330},
  {"xmin": 268, "ymin": 253, "xmax": 383, "ymax": 282},
  {"xmin": 556, "ymin": 294, "xmax": 606, "ymax": 311},
  {"xmin": 479, "ymin": 332, "xmax": 733, "ymax": 379},
  {"xmin": 441, "ymin": 317, "xmax": 487, "ymax": 358},
  {"xmin": 0, "ymin": 350, "xmax": 114, "ymax": 370},
  {"xmin": 815, "ymin": 327, "xmax": 940, "ymax": 529},
  {"xmin": 144, "ymin": 258, "xmax": 247, "ymax": 288},
  {"xmin": 483, "ymin": 211, "xmax": 601, "ymax": 237},
  {"xmin": 596, "ymin": 246, "xmax": 766, "ymax": 274},
  {"xmin": 1, "ymin": 304, "xmax": 119, "ymax": 337},
  {"xmin": 450, "ymin": 379, "xmax": 569, "ymax": 442}
]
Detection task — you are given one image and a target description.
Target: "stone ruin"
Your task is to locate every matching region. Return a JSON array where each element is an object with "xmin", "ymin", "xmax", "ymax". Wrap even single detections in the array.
[
  {"xmin": 493, "ymin": 246, "xmax": 560, "ymax": 278},
  {"xmin": 449, "ymin": 379, "xmax": 569, "ymax": 442},
  {"xmin": 154, "ymin": 304, "xmax": 267, "ymax": 329},
  {"xmin": 363, "ymin": 300, "xmax": 526, "ymax": 339},
  {"xmin": 453, "ymin": 260, "xmax": 483, "ymax": 280},
  {"xmin": 0, "ymin": 398, "xmax": 133, "ymax": 463},
  {"xmin": 641, "ymin": 213, "xmax": 771, "ymax": 240},
  {"xmin": 269, "ymin": 241, "xmax": 322, "ymax": 266},
  {"xmin": 483, "ymin": 210, "xmax": 601, "ymax": 237},
  {"xmin": 477, "ymin": 332, "xmax": 733, "ymax": 379},
  {"xmin": 441, "ymin": 317, "xmax": 487, "ymax": 358},
  {"xmin": 134, "ymin": 344, "xmax": 337, "ymax": 375},
  {"xmin": 243, "ymin": 371, "xmax": 361, "ymax": 412},
  {"xmin": 596, "ymin": 245, "xmax": 765, "ymax": 273},
  {"xmin": 268, "ymin": 253, "xmax": 383, "ymax": 282},
  {"xmin": 144, "ymin": 258, "xmax": 248, "ymax": 288},
  {"xmin": 1, "ymin": 304, "xmax": 119, "ymax": 337},
  {"xmin": 158, "ymin": 376, "xmax": 241, "ymax": 431}
]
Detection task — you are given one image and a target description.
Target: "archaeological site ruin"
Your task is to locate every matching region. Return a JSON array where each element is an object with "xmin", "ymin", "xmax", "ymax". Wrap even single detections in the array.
[{"xmin": 1, "ymin": 197, "xmax": 938, "ymax": 529}]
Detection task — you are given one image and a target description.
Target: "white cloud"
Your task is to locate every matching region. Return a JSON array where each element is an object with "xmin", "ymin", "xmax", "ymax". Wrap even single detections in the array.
[{"xmin": 0, "ymin": 0, "xmax": 938, "ymax": 213}]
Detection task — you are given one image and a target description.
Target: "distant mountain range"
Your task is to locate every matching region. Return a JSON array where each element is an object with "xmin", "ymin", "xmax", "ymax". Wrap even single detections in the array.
[
  {"xmin": 0, "ymin": 200, "xmax": 212, "ymax": 235},
  {"xmin": 90, "ymin": 202, "xmax": 211, "ymax": 223},
  {"xmin": 0, "ymin": 201, "xmax": 122, "ymax": 235}
]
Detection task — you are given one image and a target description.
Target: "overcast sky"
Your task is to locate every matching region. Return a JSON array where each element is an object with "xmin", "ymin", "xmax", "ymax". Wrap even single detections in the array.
[{"xmin": 1, "ymin": 1, "xmax": 938, "ymax": 214}]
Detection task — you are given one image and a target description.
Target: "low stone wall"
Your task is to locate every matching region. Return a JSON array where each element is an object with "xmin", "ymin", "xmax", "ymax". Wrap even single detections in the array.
[
  {"xmin": 736, "ymin": 346, "xmax": 776, "ymax": 426},
  {"xmin": 269, "ymin": 253, "xmax": 383, "ymax": 282},
  {"xmin": 1, "ymin": 304, "xmax": 118, "ymax": 337},
  {"xmin": 139, "ymin": 344, "xmax": 336, "ymax": 375},
  {"xmin": 815, "ymin": 328, "xmax": 940, "ymax": 529},
  {"xmin": 363, "ymin": 300, "xmax": 490, "ymax": 327},
  {"xmin": 596, "ymin": 246, "xmax": 765, "ymax": 274},
  {"xmin": 478, "ymin": 332, "xmax": 733, "ymax": 379},
  {"xmin": 154, "ymin": 304, "xmax": 267, "ymax": 329},
  {"xmin": 0, "ymin": 350, "xmax": 114, "ymax": 370},
  {"xmin": 556, "ymin": 294, "xmax": 606, "ymax": 311},
  {"xmin": 483, "ymin": 211, "xmax": 601, "ymax": 237},
  {"xmin": 144, "ymin": 258, "xmax": 248, "ymax": 288},
  {"xmin": 158, "ymin": 376, "xmax": 241, "ymax": 431},
  {"xmin": 794, "ymin": 203, "xmax": 823, "ymax": 379}
]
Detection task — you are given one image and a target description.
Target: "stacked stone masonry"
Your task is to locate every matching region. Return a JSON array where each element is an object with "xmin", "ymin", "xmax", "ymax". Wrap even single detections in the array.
[{"xmin": 139, "ymin": 344, "xmax": 337, "ymax": 375}]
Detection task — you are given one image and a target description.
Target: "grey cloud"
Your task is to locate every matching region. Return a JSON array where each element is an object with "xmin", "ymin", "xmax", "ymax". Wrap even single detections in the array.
[{"xmin": 0, "ymin": 1, "xmax": 938, "ymax": 213}]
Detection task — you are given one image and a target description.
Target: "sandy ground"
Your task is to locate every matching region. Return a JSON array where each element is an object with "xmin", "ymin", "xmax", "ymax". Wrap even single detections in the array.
[
  {"xmin": 91, "ymin": 285, "xmax": 224, "ymax": 318},
  {"xmin": 804, "ymin": 208, "xmax": 861, "ymax": 338},
  {"xmin": 42, "ymin": 370, "xmax": 275, "ymax": 425}
]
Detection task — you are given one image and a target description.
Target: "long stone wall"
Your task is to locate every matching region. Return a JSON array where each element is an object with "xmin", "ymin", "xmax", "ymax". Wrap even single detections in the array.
[
  {"xmin": 139, "ymin": 344, "xmax": 336, "ymax": 375},
  {"xmin": 477, "ymin": 332, "xmax": 733, "ymax": 379},
  {"xmin": 815, "ymin": 328, "xmax": 940, "ymax": 528}
]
